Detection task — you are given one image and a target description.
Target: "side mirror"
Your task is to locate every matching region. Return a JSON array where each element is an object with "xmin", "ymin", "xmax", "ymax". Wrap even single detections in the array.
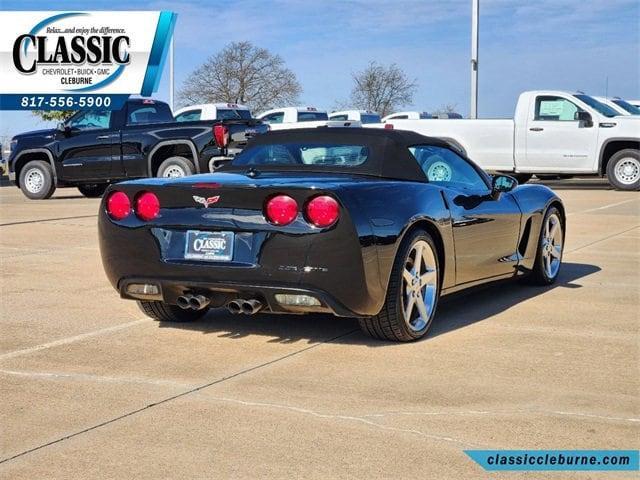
[
  {"xmin": 57, "ymin": 122, "xmax": 70, "ymax": 135},
  {"xmin": 575, "ymin": 111, "xmax": 593, "ymax": 127},
  {"xmin": 491, "ymin": 174, "xmax": 518, "ymax": 198}
]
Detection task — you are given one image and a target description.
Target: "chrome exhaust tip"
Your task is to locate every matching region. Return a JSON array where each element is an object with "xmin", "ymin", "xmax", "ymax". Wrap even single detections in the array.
[
  {"xmin": 226, "ymin": 300, "xmax": 242, "ymax": 314},
  {"xmin": 189, "ymin": 295, "xmax": 211, "ymax": 310},
  {"xmin": 176, "ymin": 295, "xmax": 191, "ymax": 310},
  {"xmin": 241, "ymin": 299, "xmax": 263, "ymax": 315}
]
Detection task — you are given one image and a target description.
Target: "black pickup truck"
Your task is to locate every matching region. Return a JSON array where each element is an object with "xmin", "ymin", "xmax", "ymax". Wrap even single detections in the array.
[{"xmin": 7, "ymin": 98, "xmax": 268, "ymax": 199}]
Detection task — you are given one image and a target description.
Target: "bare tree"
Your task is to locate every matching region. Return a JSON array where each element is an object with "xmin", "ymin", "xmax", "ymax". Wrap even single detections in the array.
[
  {"xmin": 348, "ymin": 62, "xmax": 417, "ymax": 117},
  {"xmin": 178, "ymin": 41, "xmax": 302, "ymax": 113}
]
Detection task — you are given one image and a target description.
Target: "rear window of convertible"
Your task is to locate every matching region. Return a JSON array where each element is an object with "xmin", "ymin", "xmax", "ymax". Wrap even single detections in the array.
[{"xmin": 232, "ymin": 143, "xmax": 370, "ymax": 167}]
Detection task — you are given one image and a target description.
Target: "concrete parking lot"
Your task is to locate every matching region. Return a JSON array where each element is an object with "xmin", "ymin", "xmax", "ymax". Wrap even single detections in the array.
[{"xmin": 0, "ymin": 178, "xmax": 638, "ymax": 479}]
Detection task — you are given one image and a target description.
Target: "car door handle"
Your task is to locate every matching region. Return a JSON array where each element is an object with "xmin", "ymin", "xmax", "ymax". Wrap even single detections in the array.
[
  {"xmin": 529, "ymin": 127, "xmax": 544, "ymax": 132},
  {"xmin": 96, "ymin": 135, "xmax": 110, "ymax": 140}
]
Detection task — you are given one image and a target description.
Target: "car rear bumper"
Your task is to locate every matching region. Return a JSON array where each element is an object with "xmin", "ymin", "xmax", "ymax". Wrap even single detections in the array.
[
  {"xmin": 118, "ymin": 276, "xmax": 355, "ymax": 316},
  {"xmin": 98, "ymin": 207, "xmax": 384, "ymax": 317}
]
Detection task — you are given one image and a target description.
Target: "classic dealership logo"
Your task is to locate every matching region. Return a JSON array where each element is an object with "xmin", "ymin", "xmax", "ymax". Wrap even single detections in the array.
[
  {"xmin": 193, "ymin": 237, "xmax": 226, "ymax": 252},
  {"xmin": 1, "ymin": 11, "xmax": 177, "ymax": 109},
  {"xmin": 10, "ymin": 12, "xmax": 130, "ymax": 90},
  {"xmin": 193, "ymin": 195, "xmax": 220, "ymax": 208}
]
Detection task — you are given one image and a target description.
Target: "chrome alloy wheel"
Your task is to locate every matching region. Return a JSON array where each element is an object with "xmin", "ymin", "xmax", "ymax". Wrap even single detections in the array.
[
  {"xmin": 542, "ymin": 213, "xmax": 563, "ymax": 279},
  {"xmin": 163, "ymin": 165, "xmax": 186, "ymax": 178},
  {"xmin": 402, "ymin": 240, "xmax": 438, "ymax": 332},
  {"xmin": 614, "ymin": 157, "xmax": 640, "ymax": 185},
  {"xmin": 24, "ymin": 167, "xmax": 45, "ymax": 193}
]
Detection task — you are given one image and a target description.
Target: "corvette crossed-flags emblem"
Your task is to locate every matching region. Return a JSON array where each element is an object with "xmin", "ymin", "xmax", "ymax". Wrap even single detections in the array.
[{"xmin": 192, "ymin": 195, "xmax": 220, "ymax": 208}]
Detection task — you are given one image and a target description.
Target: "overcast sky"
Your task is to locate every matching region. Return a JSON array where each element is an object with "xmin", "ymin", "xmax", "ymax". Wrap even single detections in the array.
[{"xmin": 1, "ymin": 0, "xmax": 639, "ymax": 138}]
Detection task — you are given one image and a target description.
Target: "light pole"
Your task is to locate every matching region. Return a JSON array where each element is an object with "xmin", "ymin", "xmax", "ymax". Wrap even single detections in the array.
[{"xmin": 470, "ymin": 0, "xmax": 479, "ymax": 118}]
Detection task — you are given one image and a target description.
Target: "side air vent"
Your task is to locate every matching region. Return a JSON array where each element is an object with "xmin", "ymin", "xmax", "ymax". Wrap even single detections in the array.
[{"xmin": 518, "ymin": 217, "xmax": 532, "ymax": 256}]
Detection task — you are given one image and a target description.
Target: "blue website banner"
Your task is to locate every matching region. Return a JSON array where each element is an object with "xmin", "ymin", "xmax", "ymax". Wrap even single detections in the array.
[{"xmin": 465, "ymin": 450, "xmax": 639, "ymax": 471}]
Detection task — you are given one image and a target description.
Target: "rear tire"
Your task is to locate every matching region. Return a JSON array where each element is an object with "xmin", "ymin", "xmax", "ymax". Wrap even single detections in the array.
[
  {"xmin": 606, "ymin": 149, "xmax": 640, "ymax": 191},
  {"xmin": 138, "ymin": 300, "xmax": 208, "ymax": 322},
  {"xmin": 156, "ymin": 156, "xmax": 195, "ymax": 178},
  {"xmin": 528, "ymin": 206, "xmax": 564, "ymax": 285},
  {"xmin": 19, "ymin": 160, "xmax": 56, "ymax": 200},
  {"xmin": 77, "ymin": 183, "xmax": 108, "ymax": 198},
  {"xmin": 359, "ymin": 229, "xmax": 440, "ymax": 342}
]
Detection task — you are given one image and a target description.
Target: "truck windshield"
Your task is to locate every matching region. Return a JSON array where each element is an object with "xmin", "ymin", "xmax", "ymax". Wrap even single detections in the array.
[
  {"xmin": 574, "ymin": 94, "xmax": 619, "ymax": 118},
  {"xmin": 298, "ymin": 112, "xmax": 329, "ymax": 122},
  {"xmin": 612, "ymin": 99, "xmax": 640, "ymax": 115},
  {"xmin": 232, "ymin": 143, "xmax": 369, "ymax": 167},
  {"xmin": 217, "ymin": 109, "xmax": 252, "ymax": 120}
]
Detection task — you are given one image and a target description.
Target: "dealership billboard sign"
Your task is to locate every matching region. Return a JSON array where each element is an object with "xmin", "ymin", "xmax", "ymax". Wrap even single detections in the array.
[{"xmin": 0, "ymin": 11, "xmax": 177, "ymax": 110}]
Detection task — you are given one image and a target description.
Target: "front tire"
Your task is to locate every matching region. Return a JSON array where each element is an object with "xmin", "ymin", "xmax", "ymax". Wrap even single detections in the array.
[
  {"xmin": 156, "ymin": 156, "xmax": 195, "ymax": 178},
  {"xmin": 19, "ymin": 160, "xmax": 56, "ymax": 200},
  {"xmin": 606, "ymin": 149, "xmax": 640, "ymax": 191},
  {"xmin": 359, "ymin": 229, "xmax": 440, "ymax": 342},
  {"xmin": 77, "ymin": 183, "xmax": 108, "ymax": 198},
  {"xmin": 529, "ymin": 206, "xmax": 564, "ymax": 285},
  {"xmin": 138, "ymin": 300, "xmax": 208, "ymax": 322}
]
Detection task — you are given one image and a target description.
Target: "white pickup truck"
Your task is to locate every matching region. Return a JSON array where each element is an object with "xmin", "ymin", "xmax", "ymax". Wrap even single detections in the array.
[
  {"xmin": 380, "ymin": 91, "xmax": 640, "ymax": 190},
  {"xmin": 174, "ymin": 103, "xmax": 253, "ymax": 121},
  {"xmin": 256, "ymin": 107, "xmax": 360, "ymax": 130},
  {"xmin": 329, "ymin": 110, "xmax": 381, "ymax": 124}
]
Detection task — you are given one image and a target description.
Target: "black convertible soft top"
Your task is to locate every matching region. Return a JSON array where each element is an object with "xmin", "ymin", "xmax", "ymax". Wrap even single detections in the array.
[{"xmin": 227, "ymin": 127, "xmax": 456, "ymax": 182}]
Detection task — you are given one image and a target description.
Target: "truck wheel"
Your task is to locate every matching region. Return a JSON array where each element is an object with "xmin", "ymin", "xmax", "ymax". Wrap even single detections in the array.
[
  {"xmin": 157, "ymin": 156, "xmax": 195, "ymax": 178},
  {"xmin": 607, "ymin": 149, "xmax": 640, "ymax": 191},
  {"xmin": 77, "ymin": 183, "xmax": 108, "ymax": 198},
  {"xmin": 513, "ymin": 173, "xmax": 532, "ymax": 184},
  {"xmin": 137, "ymin": 300, "xmax": 208, "ymax": 322},
  {"xmin": 359, "ymin": 229, "xmax": 440, "ymax": 342},
  {"xmin": 19, "ymin": 160, "xmax": 56, "ymax": 200}
]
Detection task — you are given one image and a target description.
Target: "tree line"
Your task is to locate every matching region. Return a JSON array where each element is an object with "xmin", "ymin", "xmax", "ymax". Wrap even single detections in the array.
[{"xmin": 34, "ymin": 40, "xmax": 456, "ymax": 122}]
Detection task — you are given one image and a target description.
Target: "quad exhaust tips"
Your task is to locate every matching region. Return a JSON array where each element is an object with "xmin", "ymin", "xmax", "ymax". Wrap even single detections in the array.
[
  {"xmin": 226, "ymin": 298, "xmax": 263, "ymax": 315},
  {"xmin": 176, "ymin": 294, "xmax": 211, "ymax": 311}
]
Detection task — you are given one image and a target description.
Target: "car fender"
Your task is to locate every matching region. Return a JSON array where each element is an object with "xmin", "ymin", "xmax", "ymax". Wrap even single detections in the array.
[
  {"xmin": 356, "ymin": 183, "xmax": 455, "ymax": 307},
  {"xmin": 509, "ymin": 184, "xmax": 564, "ymax": 271}
]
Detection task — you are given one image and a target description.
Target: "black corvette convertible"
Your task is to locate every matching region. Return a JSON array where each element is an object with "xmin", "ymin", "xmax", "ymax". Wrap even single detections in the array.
[{"xmin": 99, "ymin": 128, "xmax": 565, "ymax": 342}]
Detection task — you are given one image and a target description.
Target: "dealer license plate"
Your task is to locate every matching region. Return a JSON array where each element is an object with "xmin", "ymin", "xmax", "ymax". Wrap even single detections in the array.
[{"xmin": 184, "ymin": 230, "xmax": 234, "ymax": 262}]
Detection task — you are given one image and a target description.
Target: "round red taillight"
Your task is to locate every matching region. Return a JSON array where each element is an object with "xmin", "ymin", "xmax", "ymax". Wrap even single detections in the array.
[
  {"xmin": 135, "ymin": 191, "xmax": 160, "ymax": 221},
  {"xmin": 306, "ymin": 195, "xmax": 339, "ymax": 227},
  {"xmin": 265, "ymin": 195, "xmax": 298, "ymax": 225},
  {"xmin": 106, "ymin": 191, "xmax": 131, "ymax": 220}
]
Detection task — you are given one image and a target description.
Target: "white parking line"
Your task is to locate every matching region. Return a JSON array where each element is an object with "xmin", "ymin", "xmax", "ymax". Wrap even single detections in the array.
[
  {"xmin": 568, "ymin": 198, "xmax": 639, "ymax": 216},
  {"xmin": 0, "ymin": 319, "xmax": 149, "ymax": 361}
]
